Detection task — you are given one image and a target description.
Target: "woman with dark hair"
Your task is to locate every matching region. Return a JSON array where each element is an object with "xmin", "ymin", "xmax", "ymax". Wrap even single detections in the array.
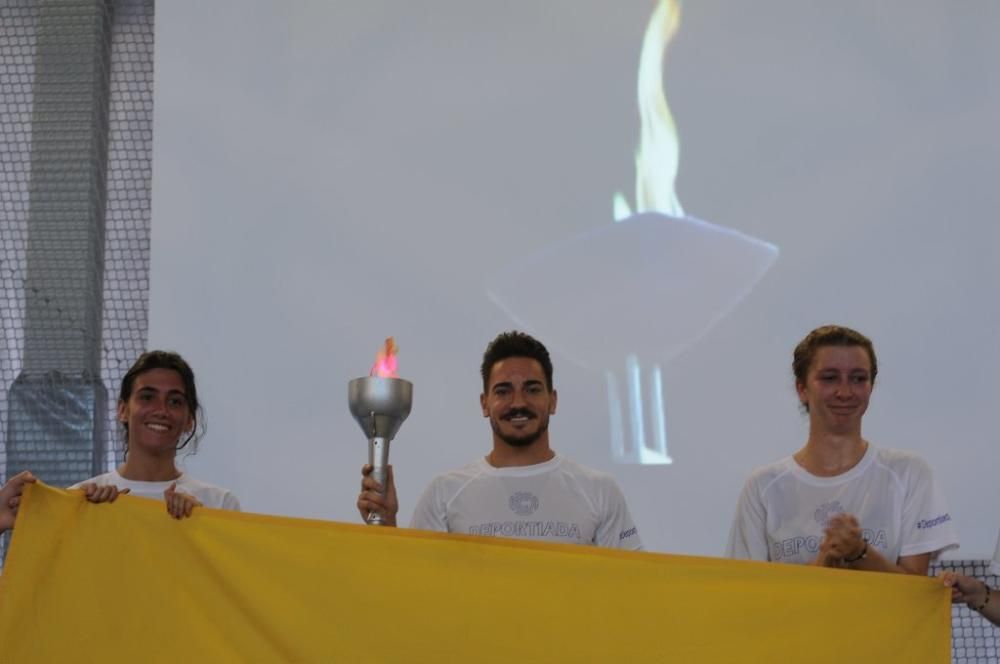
[
  {"xmin": 72, "ymin": 351, "xmax": 239, "ymax": 518},
  {"xmin": 726, "ymin": 325, "xmax": 957, "ymax": 574}
]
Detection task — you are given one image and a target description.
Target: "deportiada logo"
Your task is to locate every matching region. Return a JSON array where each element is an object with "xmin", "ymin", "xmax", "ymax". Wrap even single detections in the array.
[{"xmin": 509, "ymin": 491, "xmax": 539, "ymax": 516}]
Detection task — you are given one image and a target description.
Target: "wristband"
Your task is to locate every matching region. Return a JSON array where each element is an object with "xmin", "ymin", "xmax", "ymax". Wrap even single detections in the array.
[
  {"xmin": 970, "ymin": 583, "xmax": 991, "ymax": 612},
  {"xmin": 844, "ymin": 540, "xmax": 868, "ymax": 564}
]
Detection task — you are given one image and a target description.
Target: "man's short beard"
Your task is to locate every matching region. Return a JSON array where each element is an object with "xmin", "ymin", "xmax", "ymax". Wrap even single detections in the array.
[{"xmin": 491, "ymin": 418, "xmax": 549, "ymax": 448}]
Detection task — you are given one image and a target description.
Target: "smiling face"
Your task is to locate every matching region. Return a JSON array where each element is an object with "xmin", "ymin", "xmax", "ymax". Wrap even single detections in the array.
[
  {"xmin": 796, "ymin": 345, "xmax": 873, "ymax": 435},
  {"xmin": 480, "ymin": 357, "xmax": 557, "ymax": 449},
  {"xmin": 117, "ymin": 368, "xmax": 194, "ymax": 458}
]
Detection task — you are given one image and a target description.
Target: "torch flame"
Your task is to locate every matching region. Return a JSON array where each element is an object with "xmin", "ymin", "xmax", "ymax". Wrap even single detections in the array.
[
  {"xmin": 614, "ymin": 0, "xmax": 684, "ymax": 221},
  {"xmin": 370, "ymin": 337, "xmax": 399, "ymax": 378}
]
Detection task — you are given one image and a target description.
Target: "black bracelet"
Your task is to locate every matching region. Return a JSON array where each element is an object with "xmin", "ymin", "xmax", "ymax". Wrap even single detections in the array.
[
  {"xmin": 971, "ymin": 583, "xmax": 991, "ymax": 612},
  {"xmin": 844, "ymin": 540, "xmax": 868, "ymax": 564}
]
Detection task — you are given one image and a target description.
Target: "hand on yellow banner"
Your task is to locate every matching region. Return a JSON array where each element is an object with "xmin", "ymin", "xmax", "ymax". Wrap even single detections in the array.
[
  {"xmin": 941, "ymin": 571, "xmax": 999, "ymax": 626},
  {"xmin": 358, "ymin": 464, "xmax": 397, "ymax": 527},
  {"xmin": 164, "ymin": 482, "xmax": 202, "ymax": 519},
  {"xmin": 81, "ymin": 483, "xmax": 131, "ymax": 504},
  {"xmin": 0, "ymin": 470, "xmax": 37, "ymax": 533},
  {"xmin": 941, "ymin": 572, "xmax": 985, "ymax": 605}
]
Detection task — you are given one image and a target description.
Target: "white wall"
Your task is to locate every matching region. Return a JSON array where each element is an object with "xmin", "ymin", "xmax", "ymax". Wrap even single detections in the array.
[{"xmin": 150, "ymin": 0, "xmax": 1000, "ymax": 557}]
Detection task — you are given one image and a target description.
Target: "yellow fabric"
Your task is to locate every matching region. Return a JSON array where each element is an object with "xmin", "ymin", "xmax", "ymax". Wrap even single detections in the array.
[{"xmin": 0, "ymin": 483, "xmax": 950, "ymax": 662}]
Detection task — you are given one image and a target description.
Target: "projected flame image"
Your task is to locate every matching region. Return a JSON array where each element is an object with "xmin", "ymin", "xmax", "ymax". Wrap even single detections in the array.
[{"xmin": 487, "ymin": 0, "xmax": 779, "ymax": 465}]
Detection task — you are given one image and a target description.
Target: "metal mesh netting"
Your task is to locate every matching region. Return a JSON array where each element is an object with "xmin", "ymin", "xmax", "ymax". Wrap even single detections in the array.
[
  {"xmin": 936, "ymin": 558, "xmax": 1000, "ymax": 663},
  {"xmin": 1, "ymin": 0, "xmax": 153, "ymax": 543},
  {"xmin": 0, "ymin": 5, "xmax": 36, "ymax": 468},
  {"xmin": 99, "ymin": 0, "xmax": 155, "ymax": 445}
]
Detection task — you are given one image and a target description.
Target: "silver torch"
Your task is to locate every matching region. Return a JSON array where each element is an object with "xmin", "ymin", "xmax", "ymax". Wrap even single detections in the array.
[{"xmin": 349, "ymin": 338, "xmax": 412, "ymax": 525}]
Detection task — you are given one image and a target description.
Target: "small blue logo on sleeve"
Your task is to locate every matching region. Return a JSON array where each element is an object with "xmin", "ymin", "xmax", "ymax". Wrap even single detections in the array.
[{"xmin": 917, "ymin": 513, "xmax": 951, "ymax": 529}]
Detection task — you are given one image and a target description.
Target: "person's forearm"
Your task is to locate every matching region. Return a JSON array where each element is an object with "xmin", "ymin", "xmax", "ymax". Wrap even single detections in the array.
[
  {"xmin": 967, "ymin": 581, "xmax": 999, "ymax": 626},
  {"xmin": 836, "ymin": 542, "xmax": 928, "ymax": 575},
  {"xmin": 848, "ymin": 546, "xmax": 903, "ymax": 573}
]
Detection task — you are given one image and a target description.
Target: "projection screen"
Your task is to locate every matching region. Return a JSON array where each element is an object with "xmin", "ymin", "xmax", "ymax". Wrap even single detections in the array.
[{"xmin": 149, "ymin": 0, "xmax": 1000, "ymax": 556}]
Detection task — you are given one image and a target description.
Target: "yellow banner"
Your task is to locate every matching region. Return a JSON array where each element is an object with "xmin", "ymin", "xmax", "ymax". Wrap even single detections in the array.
[{"xmin": 0, "ymin": 483, "xmax": 949, "ymax": 662}]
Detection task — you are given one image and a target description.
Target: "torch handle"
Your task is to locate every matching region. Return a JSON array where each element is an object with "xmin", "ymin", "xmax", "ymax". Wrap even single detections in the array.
[{"xmin": 366, "ymin": 436, "xmax": 391, "ymax": 526}]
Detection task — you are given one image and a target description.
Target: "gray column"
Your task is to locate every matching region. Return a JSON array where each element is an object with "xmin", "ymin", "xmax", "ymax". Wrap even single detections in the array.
[{"xmin": 6, "ymin": 0, "xmax": 113, "ymax": 486}]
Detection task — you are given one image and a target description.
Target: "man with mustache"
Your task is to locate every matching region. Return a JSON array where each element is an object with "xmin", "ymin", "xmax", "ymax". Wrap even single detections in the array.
[{"xmin": 357, "ymin": 331, "xmax": 642, "ymax": 549}]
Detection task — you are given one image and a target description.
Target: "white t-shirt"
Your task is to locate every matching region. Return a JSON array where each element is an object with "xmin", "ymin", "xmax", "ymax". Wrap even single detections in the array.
[
  {"xmin": 726, "ymin": 445, "xmax": 958, "ymax": 565},
  {"xmin": 409, "ymin": 455, "xmax": 642, "ymax": 550},
  {"xmin": 71, "ymin": 469, "xmax": 241, "ymax": 511}
]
